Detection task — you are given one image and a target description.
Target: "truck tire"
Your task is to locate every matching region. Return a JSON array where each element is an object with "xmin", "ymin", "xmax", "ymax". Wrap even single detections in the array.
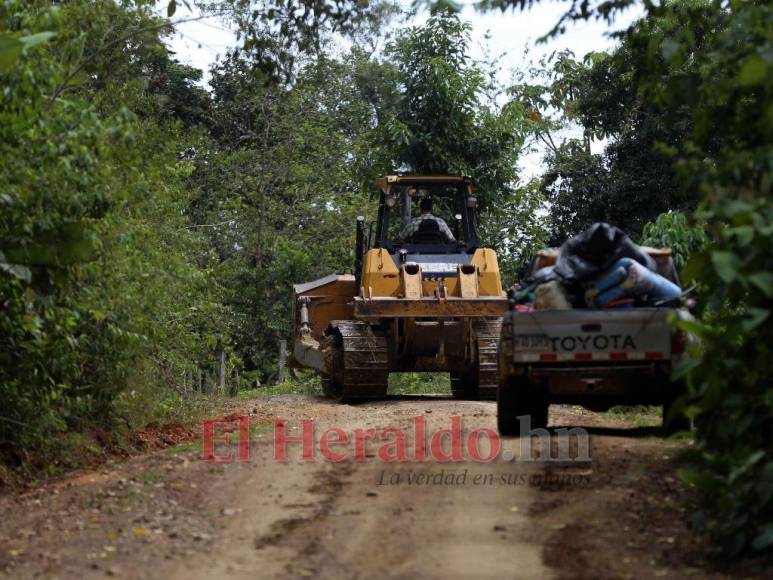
[
  {"xmin": 451, "ymin": 371, "xmax": 477, "ymax": 400},
  {"xmin": 529, "ymin": 394, "xmax": 550, "ymax": 431},
  {"xmin": 320, "ymin": 376, "xmax": 343, "ymax": 398},
  {"xmin": 497, "ymin": 381, "xmax": 520, "ymax": 436},
  {"xmin": 497, "ymin": 377, "xmax": 549, "ymax": 435},
  {"xmin": 662, "ymin": 381, "xmax": 690, "ymax": 435}
]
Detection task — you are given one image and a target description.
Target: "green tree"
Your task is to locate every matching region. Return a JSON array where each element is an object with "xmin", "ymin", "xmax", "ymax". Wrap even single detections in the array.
[
  {"xmin": 373, "ymin": 12, "xmax": 549, "ymax": 278},
  {"xmin": 640, "ymin": 211, "xmax": 708, "ymax": 271},
  {"xmin": 644, "ymin": 1, "xmax": 772, "ymax": 556},
  {"xmin": 511, "ymin": 46, "xmax": 697, "ymax": 242},
  {"xmin": 201, "ymin": 0, "xmax": 398, "ymax": 79},
  {"xmin": 190, "ymin": 50, "xmax": 383, "ymax": 378},
  {"xmin": 378, "ymin": 12, "xmax": 528, "ymax": 208}
]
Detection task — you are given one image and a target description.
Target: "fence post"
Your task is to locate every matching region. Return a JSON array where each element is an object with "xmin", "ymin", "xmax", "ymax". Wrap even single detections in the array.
[
  {"xmin": 218, "ymin": 348, "xmax": 226, "ymax": 393},
  {"xmin": 278, "ymin": 339, "xmax": 287, "ymax": 383}
]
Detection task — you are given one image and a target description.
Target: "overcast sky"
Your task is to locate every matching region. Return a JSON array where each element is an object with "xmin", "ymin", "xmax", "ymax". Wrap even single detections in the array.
[{"xmin": 166, "ymin": 1, "xmax": 644, "ymax": 175}]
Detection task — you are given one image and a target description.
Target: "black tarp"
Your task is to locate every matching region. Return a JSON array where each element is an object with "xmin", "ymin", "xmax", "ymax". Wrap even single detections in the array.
[{"xmin": 554, "ymin": 222, "xmax": 656, "ymax": 284}]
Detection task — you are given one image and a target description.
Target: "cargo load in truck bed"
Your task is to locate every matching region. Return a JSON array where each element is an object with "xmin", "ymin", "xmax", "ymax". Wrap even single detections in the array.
[{"xmin": 511, "ymin": 223, "xmax": 683, "ymax": 311}]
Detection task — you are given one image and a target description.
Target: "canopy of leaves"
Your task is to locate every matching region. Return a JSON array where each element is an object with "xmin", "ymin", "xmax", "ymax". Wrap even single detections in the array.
[
  {"xmin": 189, "ymin": 49, "xmax": 383, "ymax": 375},
  {"xmin": 647, "ymin": 0, "xmax": 773, "ymax": 557},
  {"xmin": 200, "ymin": 0, "xmax": 399, "ymax": 79},
  {"xmin": 376, "ymin": 12, "xmax": 529, "ymax": 209},
  {"xmin": 511, "ymin": 43, "xmax": 698, "ymax": 243},
  {"xmin": 366, "ymin": 12, "xmax": 549, "ymax": 275},
  {"xmin": 639, "ymin": 211, "xmax": 708, "ymax": 273}
]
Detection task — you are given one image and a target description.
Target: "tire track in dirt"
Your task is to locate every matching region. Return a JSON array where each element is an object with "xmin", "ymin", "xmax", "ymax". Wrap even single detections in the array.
[
  {"xmin": 160, "ymin": 398, "xmax": 552, "ymax": 580},
  {"xmin": 2, "ymin": 396, "xmax": 759, "ymax": 580}
]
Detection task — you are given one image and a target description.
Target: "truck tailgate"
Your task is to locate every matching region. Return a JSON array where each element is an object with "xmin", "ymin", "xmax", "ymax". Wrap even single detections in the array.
[{"xmin": 506, "ymin": 308, "xmax": 674, "ymax": 363}]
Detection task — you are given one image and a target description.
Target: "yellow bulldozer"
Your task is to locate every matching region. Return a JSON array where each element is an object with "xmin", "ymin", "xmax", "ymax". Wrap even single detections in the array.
[{"xmin": 291, "ymin": 175, "xmax": 509, "ymax": 400}]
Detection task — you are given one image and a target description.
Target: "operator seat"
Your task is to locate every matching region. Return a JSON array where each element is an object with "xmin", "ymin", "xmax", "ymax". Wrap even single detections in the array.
[{"xmin": 411, "ymin": 218, "xmax": 445, "ymax": 244}]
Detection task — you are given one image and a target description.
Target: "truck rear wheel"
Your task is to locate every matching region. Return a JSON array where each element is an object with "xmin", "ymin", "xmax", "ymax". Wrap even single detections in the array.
[
  {"xmin": 320, "ymin": 376, "xmax": 343, "ymax": 398},
  {"xmin": 662, "ymin": 381, "xmax": 690, "ymax": 435},
  {"xmin": 497, "ymin": 381, "xmax": 520, "ymax": 435},
  {"xmin": 451, "ymin": 371, "xmax": 477, "ymax": 399},
  {"xmin": 529, "ymin": 394, "xmax": 550, "ymax": 431},
  {"xmin": 497, "ymin": 377, "xmax": 549, "ymax": 436}
]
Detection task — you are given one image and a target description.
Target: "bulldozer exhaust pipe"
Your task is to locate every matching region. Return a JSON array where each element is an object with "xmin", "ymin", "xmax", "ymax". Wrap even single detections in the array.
[{"xmin": 354, "ymin": 215, "xmax": 365, "ymax": 291}]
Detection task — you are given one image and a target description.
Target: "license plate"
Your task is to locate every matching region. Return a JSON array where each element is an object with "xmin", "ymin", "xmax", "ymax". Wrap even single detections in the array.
[
  {"xmin": 512, "ymin": 334, "xmax": 550, "ymax": 349},
  {"xmin": 421, "ymin": 262, "xmax": 459, "ymax": 273}
]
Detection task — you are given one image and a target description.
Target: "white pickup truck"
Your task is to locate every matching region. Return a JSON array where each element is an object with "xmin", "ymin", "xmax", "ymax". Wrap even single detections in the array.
[{"xmin": 497, "ymin": 261, "xmax": 691, "ymax": 436}]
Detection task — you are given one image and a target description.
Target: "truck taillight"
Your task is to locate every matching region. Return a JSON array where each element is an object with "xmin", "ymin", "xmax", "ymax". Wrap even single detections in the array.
[{"xmin": 671, "ymin": 330, "xmax": 687, "ymax": 354}]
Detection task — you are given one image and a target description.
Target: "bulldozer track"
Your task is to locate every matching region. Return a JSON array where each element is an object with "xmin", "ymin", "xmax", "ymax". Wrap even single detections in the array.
[
  {"xmin": 472, "ymin": 318, "xmax": 503, "ymax": 397},
  {"xmin": 328, "ymin": 320, "xmax": 389, "ymax": 400},
  {"xmin": 450, "ymin": 318, "xmax": 503, "ymax": 399},
  {"xmin": 323, "ymin": 319, "xmax": 501, "ymax": 401}
]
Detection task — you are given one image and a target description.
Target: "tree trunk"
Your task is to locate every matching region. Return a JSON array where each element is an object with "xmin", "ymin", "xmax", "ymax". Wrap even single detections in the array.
[{"xmin": 218, "ymin": 347, "xmax": 226, "ymax": 392}]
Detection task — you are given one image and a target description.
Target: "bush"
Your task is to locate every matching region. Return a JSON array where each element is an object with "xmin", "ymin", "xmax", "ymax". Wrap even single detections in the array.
[
  {"xmin": 640, "ymin": 211, "xmax": 709, "ymax": 271},
  {"xmin": 0, "ymin": 1, "xmax": 226, "ymax": 458},
  {"xmin": 636, "ymin": 0, "xmax": 773, "ymax": 556}
]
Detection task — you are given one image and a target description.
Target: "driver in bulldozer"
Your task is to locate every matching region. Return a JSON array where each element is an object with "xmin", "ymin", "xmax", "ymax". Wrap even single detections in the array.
[{"xmin": 397, "ymin": 197, "xmax": 456, "ymax": 244}]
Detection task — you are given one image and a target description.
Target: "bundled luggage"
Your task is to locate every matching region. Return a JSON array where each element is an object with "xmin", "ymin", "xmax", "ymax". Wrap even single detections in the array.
[{"xmin": 512, "ymin": 223, "xmax": 683, "ymax": 310}]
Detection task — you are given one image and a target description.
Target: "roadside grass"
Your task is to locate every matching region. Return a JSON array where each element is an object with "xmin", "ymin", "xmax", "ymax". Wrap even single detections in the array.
[
  {"xmin": 237, "ymin": 371, "xmax": 322, "ymax": 399},
  {"xmin": 4, "ymin": 431, "xmax": 111, "ymax": 486},
  {"xmin": 163, "ymin": 440, "xmax": 202, "ymax": 455},
  {"xmin": 233, "ymin": 371, "xmax": 452, "ymax": 399},
  {"xmin": 117, "ymin": 384, "xmax": 231, "ymax": 429},
  {"xmin": 128, "ymin": 377, "xmax": 320, "ymax": 460},
  {"xmin": 601, "ymin": 405, "xmax": 662, "ymax": 427},
  {"xmin": 1, "ymin": 370, "xmax": 452, "ymax": 487},
  {"xmin": 389, "ymin": 373, "xmax": 451, "ymax": 395},
  {"xmin": 1, "ymin": 373, "xmax": 325, "ymax": 487},
  {"xmin": 600, "ymin": 406, "xmax": 695, "ymax": 441},
  {"xmin": 0, "ymin": 388, "xmax": 234, "ymax": 487}
]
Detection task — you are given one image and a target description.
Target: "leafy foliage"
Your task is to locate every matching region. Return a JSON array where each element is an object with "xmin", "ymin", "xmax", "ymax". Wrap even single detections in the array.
[
  {"xmin": 640, "ymin": 211, "xmax": 709, "ymax": 271},
  {"xmin": 479, "ymin": 181, "xmax": 549, "ymax": 283},
  {"xmin": 189, "ymin": 49, "xmax": 383, "ymax": 378},
  {"xmin": 511, "ymin": 45, "xmax": 698, "ymax": 243},
  {"xmin": 652, "ymin": 0, "xmax": 773, "ymax": 556},
  {"xmin": 0, "ymin": 0, "xmax": 223, "ymax": 453},
  {"xmin": 0, "ymin": 1, "xmax": 546, "ymax": 477},
  {"xmin": 188, "ymin": 10, "xmax": 549, "ymax": 380},
  {"xmin": 378, "ymin": 12, "xmax": 529, "ymax": 209},
  {"xmin": 494, "ymin": 0, "xmax": 773, "ymax": 557},
  {"xmin": 201, "ymin": 0, "xmax": 399, "ymax": 80}
]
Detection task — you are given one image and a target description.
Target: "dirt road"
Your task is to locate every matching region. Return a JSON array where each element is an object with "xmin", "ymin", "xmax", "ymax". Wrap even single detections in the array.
[{"xmin": 0, "ymin": 396, "xmax": 745, "ymax": 579}]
